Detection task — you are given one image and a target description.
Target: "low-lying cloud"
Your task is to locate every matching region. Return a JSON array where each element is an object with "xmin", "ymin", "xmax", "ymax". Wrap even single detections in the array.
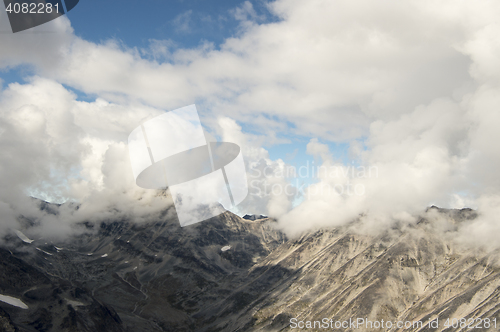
[{"xmin": 0, "ymin": 0, "xmax": 500, "ymax": 248}]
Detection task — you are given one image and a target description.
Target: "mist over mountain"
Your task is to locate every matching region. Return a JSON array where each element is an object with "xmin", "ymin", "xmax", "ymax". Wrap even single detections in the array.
[
  {"xmin": 3, "ymin": 0, "xmax": 500, "ymax": 244},
  {"xmin": 0, "ymin": 200, "xmax": 499, "ymax": 331},
  {"xmin": 2, "ymin": 0, "xmax": 500, "ymax": 330}
]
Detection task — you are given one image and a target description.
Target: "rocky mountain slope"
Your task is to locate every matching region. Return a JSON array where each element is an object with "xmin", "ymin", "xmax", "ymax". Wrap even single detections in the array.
[{"xmin": 0, "ymin": 203, "xmax": 499, "ymax": 331}]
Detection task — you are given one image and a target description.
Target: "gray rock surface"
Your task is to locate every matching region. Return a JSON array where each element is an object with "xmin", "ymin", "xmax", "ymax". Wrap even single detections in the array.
[{"xmin": 1, "ymin": 204, "xmax": 499, "ymax": 331}]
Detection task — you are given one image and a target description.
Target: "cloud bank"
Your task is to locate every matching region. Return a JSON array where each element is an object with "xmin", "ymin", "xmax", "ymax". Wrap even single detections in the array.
[{"xmin": 1, "ymin": 0, "xmax": 500, "ymax": 247}]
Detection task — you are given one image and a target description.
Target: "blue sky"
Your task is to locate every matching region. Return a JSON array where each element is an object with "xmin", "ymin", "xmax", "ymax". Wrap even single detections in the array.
[
  {"xmin": 1, "ymin": 0, "xmax": 272, "ymax": 80},
  {"xmin": 1, "ymin": 0, "xmax": 498, "ymax": 234},
  {"xmin": 1, "ymin": 0, "xmax": 356, "ymax": 186},
  {"xmin": 66, "ymin": 0, "xmax": 277, "ymax": 50}
]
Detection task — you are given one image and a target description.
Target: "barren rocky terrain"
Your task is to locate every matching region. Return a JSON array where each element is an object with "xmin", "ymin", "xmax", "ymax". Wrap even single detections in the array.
[{"xmin": 0, "ymin": 202, "xmax": 499, "ymax": 331}]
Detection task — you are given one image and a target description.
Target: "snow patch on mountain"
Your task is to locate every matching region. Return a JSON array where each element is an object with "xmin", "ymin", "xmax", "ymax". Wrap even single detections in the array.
[
  {"xmin": 14, "ymin": 230, "xmax": 33, "ymax": 243},
  {"xmin": 0, "ymin": 294, "xmax": 28, "ymax": 309}
]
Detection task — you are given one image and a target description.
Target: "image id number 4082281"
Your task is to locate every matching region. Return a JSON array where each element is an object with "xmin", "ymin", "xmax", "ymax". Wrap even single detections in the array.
[
  {"xmin": 5, "ymin": 2, "xmax": 59, "ymax": 14},
  {"xmin": 444, "ymin": 318, "xmax": 496, "ymax": 329}
]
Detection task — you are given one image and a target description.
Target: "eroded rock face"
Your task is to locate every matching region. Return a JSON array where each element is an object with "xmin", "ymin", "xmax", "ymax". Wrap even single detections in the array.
[
  {"xmin": 222, "ymin": 210, "xmax": 500, "ymax": 332},
  {"xmin": 0, "ymin": 307, "xmax": 17, "ymax": 332},
  {"xmin": 0, "ymin": 207, "xmax": 286, "ymax": 331},
  {"xmin": 1, "ymin": 205, "xmax": 499, "ymax": 331},
  {"xmin": 0, "ymin": 246, "xmax": 124, "ymax": 332}
]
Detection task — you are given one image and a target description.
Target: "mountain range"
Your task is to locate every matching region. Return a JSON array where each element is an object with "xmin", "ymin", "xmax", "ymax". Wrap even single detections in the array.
[{"xmin": 0, "ymin": 201, "xmax": 499, "ymax": 331}]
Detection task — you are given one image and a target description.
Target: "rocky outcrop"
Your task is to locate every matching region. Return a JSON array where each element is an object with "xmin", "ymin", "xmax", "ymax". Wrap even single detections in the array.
[{"xmin": 1, "ymin": 205, "xmax": 498, "ymax": 331}]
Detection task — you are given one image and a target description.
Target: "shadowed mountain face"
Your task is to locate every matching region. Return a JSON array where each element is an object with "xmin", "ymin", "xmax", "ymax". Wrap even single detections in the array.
[{"xmin": 0, "ymin": 204, "xmax": 499, "ymax": 331}]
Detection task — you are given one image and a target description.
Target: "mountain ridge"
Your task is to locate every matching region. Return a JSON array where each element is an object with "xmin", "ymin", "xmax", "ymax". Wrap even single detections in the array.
[{"xmin": 0, "ymin": 202, "xmax": 499, "ymax": 331}]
